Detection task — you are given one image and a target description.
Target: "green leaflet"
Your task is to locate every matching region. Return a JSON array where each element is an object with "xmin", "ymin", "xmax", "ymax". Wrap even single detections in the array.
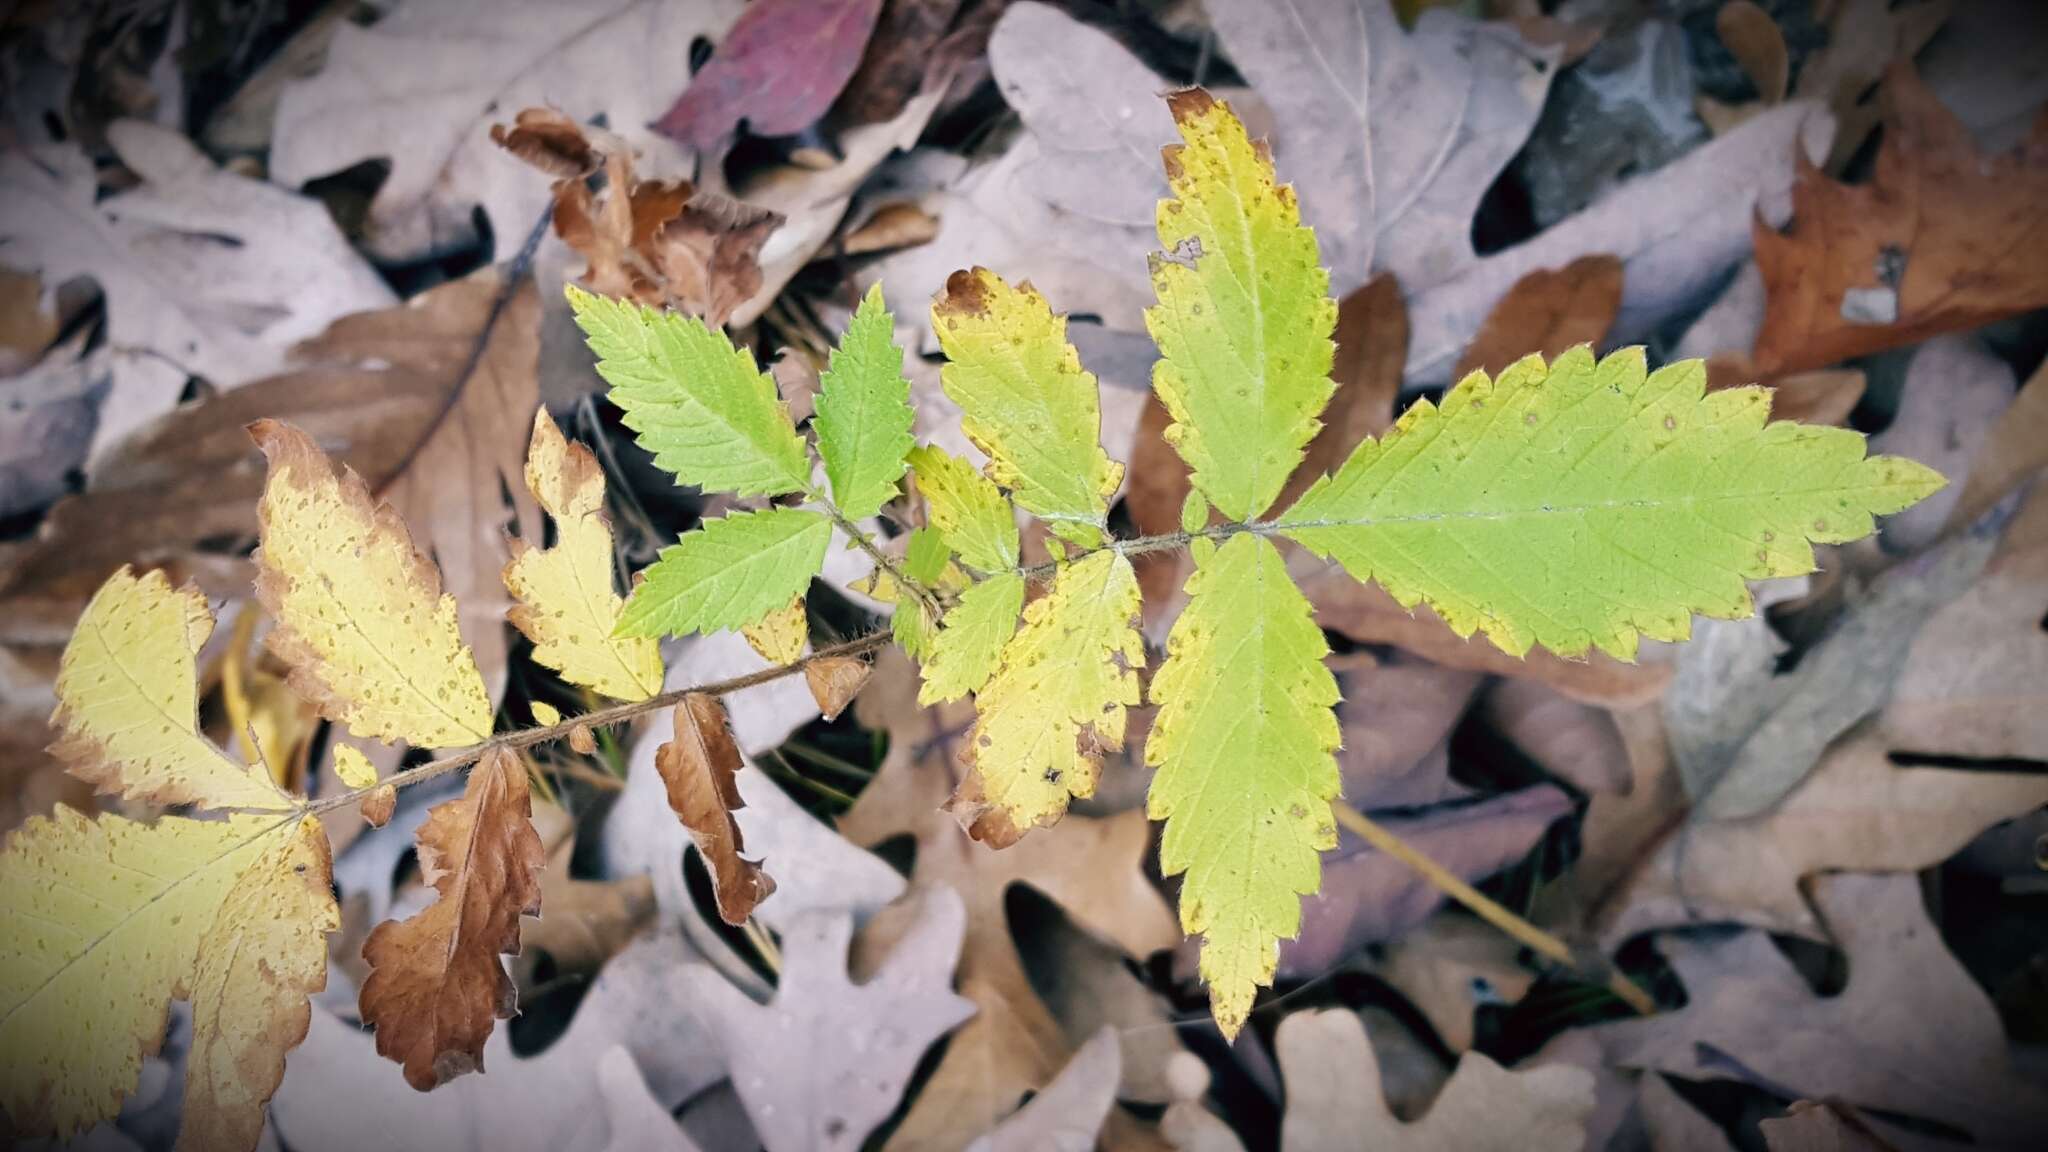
[
  {"xmin": 948, "ymin": 551, "xmax": 1143, "ymax": 846},
  {"xmin": 1146, "ymin": 90, "xmax": 1337, "ymax": 522},
  {"xmin": 903, "ymin": 525, "xmax": 951, "ymax": 585},
  {"xmin": 814, "ymin": 285, "xmax": 916, "ymax": 520},
  {"xmin": 893, "ymin": 598, "xmax": 937, "ymax": 662},
  {"xmin": 618, "ymin": 508, "xmax": 831, "ymax": 639},
  {"xmin": 568, "ymin": 286, "xmax": 810, "ymax": 498},
  {"xmin": 908, "ymin": 445, "xmax": 1018, "ymax": 573},
  {"xmin": 1281, "ymin": 348, "xmax": 1947, "ymax": 661},
  {"xmin": 932, "ymin": 267, "xmax": 1122, "ymax": 545},
  {"xmin": 919, "ymin": 572, "xmax": 1026, "ymax": 704},
  {"xmin": 1146, "ymin": 533, "xmax": 1338, "ymax": 1041}
]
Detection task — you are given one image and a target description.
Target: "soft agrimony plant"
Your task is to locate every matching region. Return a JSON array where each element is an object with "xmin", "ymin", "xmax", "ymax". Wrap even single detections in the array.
[{"xmin": 0, "ymin": 88, "xmax": 1941, "ymax": 1149}]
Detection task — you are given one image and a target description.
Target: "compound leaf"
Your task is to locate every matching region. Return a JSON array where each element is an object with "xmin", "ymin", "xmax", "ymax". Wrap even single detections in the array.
[
  {"xmin": 918, "ymin": 571, "xmax": 1026, "ymax": 705},
  {"xmin": 358, "ymin": 745, "xmax": 543, "ymax": 1091},
  {"xmin": 947, "ymin": 551, "xmax": 1143, "ymax": 846},
  {"xmin": 251, "ymin": 420, "xmax": 492, "ymax": 749},
  {"xmin": 908, "ymin": 444, "xmax": 1018, "ymax": 573},
  {"xmin": 1146, "ymin": 533, "xmax": 1339, "ymax": 1040},
  {"xmin": 1282, "ymin": 348, "xmax": 1947, "ymax": 661},
  {"xmin": 50, "ymin": 567, "xmax": 293, "ymax": 812},
  {"xmin": 815, "ymin": 283, "xmax": 916, "ymax": 520},
  {"xmin": 619, "ymin": 507, "xmax": 832, "ymax": 639},
  {"xmin": 0, "ymin": 809, "xmax": 308, "ymax": 1139},
  {"xmin": 505, "ymin": 410, "xmax": 664, "ymax": 701},
  {"xmin": 932, "ymin": 267, "xmax": 1122, "ymax": 543},
  {"xmin": 1147, "ymin": 89, "xmax": 1337, "ymax": 522},
  {"xmin": 569, "ymin": 285, "xmax": 810, "ymax": 498}
]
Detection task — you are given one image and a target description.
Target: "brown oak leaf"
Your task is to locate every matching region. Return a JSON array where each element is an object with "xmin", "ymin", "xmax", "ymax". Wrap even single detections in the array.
[
  {"xmin": 359, "ymin": 745, "xmax": 545, "ymax": 1090},
  {"xmin": 1750, "ymin": 61, "xmax": 2048, "ymax": 377},
  {"xmin": 1451, "ymin": 255, "xmax": 1622, "ymax": 382},
  {"xmin": 655, "ymin": 693, "xmax": 776, "ymax": 925}
]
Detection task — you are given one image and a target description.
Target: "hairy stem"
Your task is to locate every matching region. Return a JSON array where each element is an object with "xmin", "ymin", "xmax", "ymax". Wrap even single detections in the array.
[
  {"xmin": 1329, "ymin": 801, "xmax": 1658, "ymax": 1015},
  {"xmin": 304, "ymin": 632, "xmax": 889, "ymax": 816},
  {"xmin": 820, "ymin": 499, "xmax": 949, "ymax": 620}
]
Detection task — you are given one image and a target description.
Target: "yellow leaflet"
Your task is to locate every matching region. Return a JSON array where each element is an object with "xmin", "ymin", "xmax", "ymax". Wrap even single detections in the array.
[
  {"xmin": 50, "ymin": 567, "xmax": 292, "ymax": 811},
  {"xmin": 531, "ymin": 701, "xmax": 562, "ymax": 727},
  {"xmin": 251, "ymin": 420, "xmax": 492, "ymax": 748},
  {"xmin": 742, "ymin": 597, "xmax": 808, "ymax": 666},
  {"xmin": 908, "ymin": 444, "xmax": 1018, "ymax": 573},
  {"xmin": 1147, "ymin": 534, "xmax": 1339, "ymax": 1039},
  {"xmin": 1282, "ymin": 348, "xmax": 1948, "ymax": 660},
  {"xmin": 331, "ymin": 745, "xmax": 378, "ymax": 790},
  {"xmin": 1146, "ymin": 90, "xmax": 1336, "ymax": 522},
  {"xmin": 180, "ymin": 818, "xmax": 337, "ymax": 1152},
  {"xmin": 918, "ymin": 572, "xmax": 1025, "ymax": 704},
  {"xmin": 932, "ymin": 267, "xmax": 1121, "ymax": 544},
  {"xmin": 951, "ymin": 552, "xmax": 1142, "ymax": 842},
  {"xmin": 505, "ymin": 410, "xmax": 664, "ymax": 701},
  {"xmin": 0, "ymin": 809, "xmax": 297, "ymax": 1138}
]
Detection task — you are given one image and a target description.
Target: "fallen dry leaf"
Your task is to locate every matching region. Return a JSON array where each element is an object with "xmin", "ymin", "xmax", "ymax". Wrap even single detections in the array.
[
  {"xmin": 1269, "ymin": 1008, "xmax": 1594, "ymax": 1152},
  {"xmin": 496, "ymin": 110, "xmax": 783, "ymax": 326},
  {"xmin": 1867, "ymin": 334, "xmax": 2016, "ymax": 551},
  {"xmin": 841, "ymin": 652, "xmax": 1178, "ymax": 1151},
  {"xmin": 1718, "ymin": 2, "xmax": 1788, "ymax": 105},
  {"xmin": 1794, "ymin": 0, "xmax": 1954, "ymax": 171},
  {"xmin": 1377, "ymin": 916, "xmax": 1536, "ymax": 1053},
  {"xmin": 1451, "ymin": 255, "xmax": 1623, "ymax": 381},
  {"xmin": 595, "ymin": 1047, "xmax": 705, "ymax": 1152},
  {"xmin": 1751, "ymin": 63, "xmax": 2048, "ymax": 378},
  {"xmin": 1281, "ymin": 787, "xmax": 1572, "ymax": 979},
  {"xmin": 837, "ymin": 0, "xmax": 966, "ymax": 125},
  {"xmin": 1334, "ymin": 651, "xmax": 1484, "ymax": 810},
  {"xmin": 965, "ymin": 1026, "xmax": 1121, "ymax": 1152},
  {"xmin": 655, "ymin": 0, "xmax": 883, "ymax": 149},
  {"xmin": 1479, "ymin": 675, "xmax": 1632, "ymax": 797},
  {"xmin": 1944, "ymin": 356, "xmax": 2048, "ymax": 533},
  {"xmin": 358, "ymin": 745, "xmax": 546, "ymax": 1091},
  {"xmin": 1759, "ymin": 1100, "xmax": 1894, "ymax": 1152},
  {"xmin": 654, "ymin": 693, "xmax": 775, "ymax": 926},
  {"xmin": 271, "ymin": 0, "xmax": 745, "ymax": 262},
  {"xmin": 685, "ymin": 887, "xmax": 976, "ymax": 1152},
  {"xmin": 1206, "ymin": 0, "xmax": 1560, "ymax": 292},
  {"xmin": 274, "ymin": 928, "xmax": 726, "ymax": 1152},
  {"xmin": 0, "ymin": 270, "xmax": 541, "ymax": 694},
  {"xmin": 0, "ymin": 122, "xmax": 395, "ymax": 455},
  {"xmin": 1596, "ymin": 873, "xmax": 2048, "ymax": 1148}
]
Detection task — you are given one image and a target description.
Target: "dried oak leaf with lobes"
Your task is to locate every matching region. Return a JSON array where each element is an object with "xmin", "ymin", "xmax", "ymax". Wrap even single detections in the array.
[
  {"xmin": 1751, "ymin": 62, "xmax": 2048, "ymax": 377},
  {"xmin": 494, "ymin": 109, "xmax": 782, "ymax": 325},
  {"xmin": 358, "ymin": 746, "xmax": 545, "ymax": 1091},
  {"xmin": 655, "ymin": 693, "xmax": 776, "ymax": 925}
]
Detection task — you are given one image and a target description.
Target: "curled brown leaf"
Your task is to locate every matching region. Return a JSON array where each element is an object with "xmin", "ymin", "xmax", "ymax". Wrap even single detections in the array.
[{"xmin": 655, "ymin": 693, "xmax": 775, "ymax": 925}]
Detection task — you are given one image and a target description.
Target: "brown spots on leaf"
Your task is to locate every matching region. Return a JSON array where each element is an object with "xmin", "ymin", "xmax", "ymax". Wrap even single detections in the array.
[
  {"xmin": 937, "ymin": 267, "xmax": 994, "ymax": 317},
  {"xmin": 942, "ymin": 766, "xmax": 1026, "ymax": 849},
  {"xmin": 654, "ymin": 694, "xmax": 775, "ymax": 926},
  {"xmin": 1166, "ymin": 86, "xmax": 1218, "ymax": 125}
]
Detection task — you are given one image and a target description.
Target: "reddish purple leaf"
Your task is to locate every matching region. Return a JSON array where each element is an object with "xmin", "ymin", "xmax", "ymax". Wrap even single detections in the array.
[{"xmin": 656, "ymin": 0, "xmax": 885, "ymax": 149}]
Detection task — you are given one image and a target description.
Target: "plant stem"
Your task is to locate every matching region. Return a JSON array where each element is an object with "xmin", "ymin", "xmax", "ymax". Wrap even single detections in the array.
[
  {"xmin": 1329, "ymin": 800, "xmax": 1658, "ymax": 1016},
  {"xmin": 822, "ymin": 501, "xmax": 948, "ymax": 620},
  {"xmin": 303, "ymin": 632, "xmax": 889, "ymax": 817}
]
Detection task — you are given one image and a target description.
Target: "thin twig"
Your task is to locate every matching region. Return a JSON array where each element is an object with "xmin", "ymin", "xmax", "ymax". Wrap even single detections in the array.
[
  {"xmin": 1329, "ymin": 800, "xmax": 1658, "ymax": 1016},
  {"xmin": 823, "ymin": 502, "xmax": 947, "ymax": 621},
  {"xmin": 303, "ymin": 633, "xmax": 887, "ymax": 816}
]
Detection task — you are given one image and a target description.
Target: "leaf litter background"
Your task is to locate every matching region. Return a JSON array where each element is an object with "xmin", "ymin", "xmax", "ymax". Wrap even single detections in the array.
[{"xmin": 4, "ymin": 0, "xmax": 2048, "ymax": 1148}]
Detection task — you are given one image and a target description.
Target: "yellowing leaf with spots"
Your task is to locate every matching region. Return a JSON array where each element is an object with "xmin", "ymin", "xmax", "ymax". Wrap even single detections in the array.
[
  {"xmin": 568, "ymin": 285, "xmax": 810, "ymax": 498},
  {"xmin": 252, "ymin": 420, "xmax": 493, "ymax": 748},
  {"xmin": 1146, "ymin": 90, "xmax": 1337, "ymax": 522},
  {"xmin": 50, "ymin": 567, "xmax": 293, "ymax": 811},
  {"xmin": 505, "ymin": 410, "xmax": 664, "ymax": 701},
  {"xmin": 918, "ymin": 571, "xmax": 1025, "ymax": 704},
  {"xmin": 180, "ymin": 818, "xmax": 337, "ymax": 1152},
  {"xmin": 1146, "ymin": 533, "xmax": 1339, "ymax": 1040},
  {"xmin": 742, "ymin": 597, "xmax": 808, "ymax": 666},
  {"xmin": 908, "ymin": 444, "xmax": 1018, "ymax": 573},
  {"xmin": 331, "ymin": 745, "xmax": 379, "ymax": 790},
  {"xmin": 933, "ymin": 267, "xmax": 1122, "ymax": 544},
  {"xmin": 1281, "ymin": 348, "xmax": 1947, "ymax": 661},
  {"xmin": 0, "ymin": 808, "xmax": 334, "ymax": 1145},
  {"xmin": 946, "ymin": 551, "xmax": 1142, "ymax": 846}
]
